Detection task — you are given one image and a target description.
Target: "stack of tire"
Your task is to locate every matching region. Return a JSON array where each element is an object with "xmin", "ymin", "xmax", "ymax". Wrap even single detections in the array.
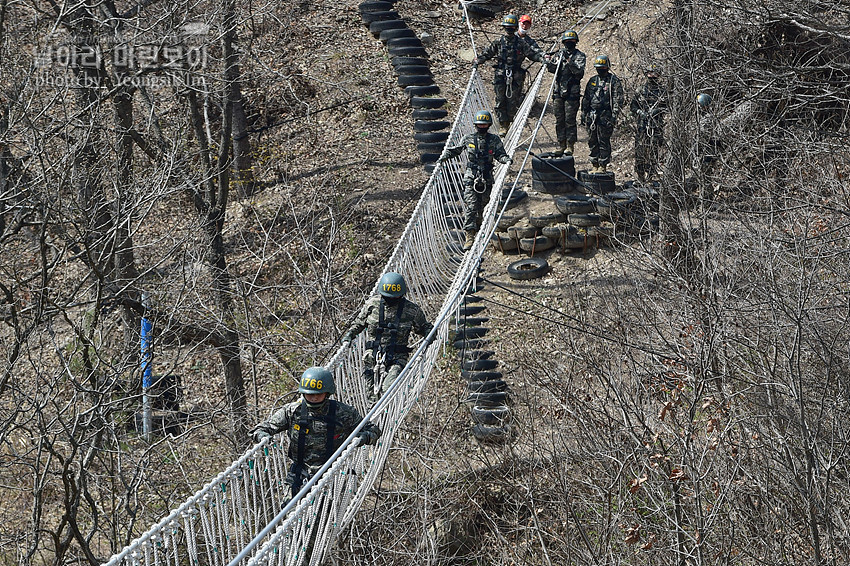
[
  {"xmin": 359, "ymin": 1, "xmax": 449, "ymax": 174},
  {"xmin": 577, "ymin": 169, "xmax": 616, "ymax": 195},
  {"xmin": 531, "ymin": 152, "xmax": 578, "ymax": 194},
  {"xmin": 453, "ymin": 292, "xmax": 510, "ymax": 443},
  {"xmin": 595, "ymin": 181, "xmax": 660, "ymax": 236},
  {"xmin": 490, "ymin": 196, "xmax": 595, "ymax": 255}
]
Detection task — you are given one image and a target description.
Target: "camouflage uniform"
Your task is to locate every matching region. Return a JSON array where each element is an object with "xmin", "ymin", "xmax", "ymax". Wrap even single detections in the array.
[
  {"xmin": 475, "ymin": 35, "xmax": 546, "ymax": 125},
  {"xmin": 442, "ymin": 131, "xmax": 512, "ymax": 231},
  {"xmin": 253, "ymin": 399, "xmax": 381, "ymax": 496},
  {"xmin": 581, "ymin": 72, "xmax": 625, "ymax": 168},
  {"xmin": 548, "ymin": 46, "xmax": 586, "ymax": 145},
  {"xmin": 343, "ymin": 294, "xmax": 432, "ymax": 399},
  {"xmin": 630, "ymin": 79, "xmax": 667, "ymax": 180},
  {"xmin": 516, "ymin": 33, "xmax": 541, "ymax": 96}
]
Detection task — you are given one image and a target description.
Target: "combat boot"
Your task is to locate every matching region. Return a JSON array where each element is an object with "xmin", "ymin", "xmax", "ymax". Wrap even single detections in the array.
[
  {"xmin": 500, "ymin": 121, "xmax": 511, "ymax": 136},
  {"xmin": 463, "ymin": 230, "xmax": 477, "ymax": 251},
  {"xmin": 555, "ymin": 140, "xmax": 567, "ymax": 156},
  {"xmin": 599, "ymin": 164, "xmax": 607, "ymax": 173},
  {"xmin": 565, "ymin": 141, "xmax": 574, "ymax": 156}
]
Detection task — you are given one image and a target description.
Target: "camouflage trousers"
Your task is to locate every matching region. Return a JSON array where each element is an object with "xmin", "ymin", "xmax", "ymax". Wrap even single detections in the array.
[
  {"xmin": 462, "ymin": 170, "xmax": 493, "ymax": 231},
  {"xmin": 635, "ymin": 130, "xmax": 664, "ymax": 177},
  {"xmin": 587, "ymin": 120, "xmax": 615, "ymax": 166},
  {"xmin": 494, "ymin": 73, "xmax": 525, "ymax": 124},
  {"xmin": 553, "ymin": 96, "xmax": 580, "ymax": 143},
  {"xmin": 363, "ymin": 350, "xmax": 409, "ymax": 400}
]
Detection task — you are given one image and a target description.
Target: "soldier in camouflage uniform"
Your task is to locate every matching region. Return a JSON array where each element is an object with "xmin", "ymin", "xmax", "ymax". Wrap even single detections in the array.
[
  {"xmin": 342, "ymin": 272, "xmax": 433, "ymax": 403},
  {"xmin": 473, "ymin": 14, "xmax": 548, "ymax": 135},
  {"xmin": 630, "ymin": 65, "xmax": 667, "ymax": 182},
  {"xmin": 252, "ymin": 367, "xmax": 381, "ymax": 498},
  {"xmin": 580, "ymin": 54, "xmax": 625, "ymax": 173},
  {"xmin": 547, "ymin": 30, "xmax": 586, "ymax": 156},
  {"xmin": 438, "ymin": 110, "xmax": 512, "ymax": 249}
]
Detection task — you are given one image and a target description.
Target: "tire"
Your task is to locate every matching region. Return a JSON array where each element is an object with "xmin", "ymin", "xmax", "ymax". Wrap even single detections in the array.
[
  {"xmin": 464, "ymin": 4, "xmax": 496, "ymax": 17},
  {"xmin": 394, "ymin": 65, "xmax": 432, "ymax": 77},
  {"xmin": 453, "ymin": 338, "xmax": 489, "ymax": 350},
  {"xmin": 380, "ymin": 28, "xmax": 416, "ymax": 42},
  {"xmin": 405, "ymin": 84, "xmax": 440, "ymax": 97},
  {"xmin": 490, "ymin": 232, "xmax": 518, "ymax": 252},
  {"xmin": 413, "ymin": 133, "xmax": 448, "ymax": 145},
  {"xmin": 387, "ymin": 37, "xmax": 423, "ymax": 49},
  {"xmin": 458, "ymin": 305, "xmax": 485, "ymax": 315},
  {"xmin": 466, "ymin": 379, "xmax": 508, "ymax": 394},
  {"xmin": 413, "ymin": 120, "xmax": 450, "ymax": 132},
  {"xmin": 554, "ymin": 195, "xmax": 596, "ymax": 215},
  {"xmin": 389, "ymin": 46, "xmax": 428, "ymax": 58},
  {"xmin": 578, "ymin": 170, "xmax": 616, "ymax": 195},
  {"xmin": 532, "ymin": 178, "xmax": 575, "ymax": 195},
  {"xmin": 496, "ymin": 213, "xmax": 521, "ymax": 230},
  {"xmin": 463, "ymin": 295, "xmax": 484, "ymax": 303},
  {"xmin": 398, "ymin": 75, "xmax": 434, "ymax": 87},
  {"xmin": 562, "ymin": 232, "xmax": 596, "ymax": 249},
  {"xmin": 465, "ymin": 391, "xmax": 508, "ymax": 407},
  {"xmin": 392, "ymin": 56, "xmax": 428, "ymax": 67},
  {"xmin": 417, "ymin": 141, "xmax": 445, "ymax": 153},
  {"xmin": 541, "ymin": 224, "xmax": 576, "ymax": 240},
  {"xmin": 460, "ymin": 349, "xmax": 495, "ymax": 361},
  {"xmin": 528, "ymin": 211, "xmax": 566, "ymax": 227},
  {"xmin": 532, "ymin": 152, "xmax": 576, "ymax": 177},
  {"xmin": 507, "ymin": 257, "xmax": 548, "ymax": 280},
  {"xmin": 424, "ymin": 163, "xmax": 435, "ymax": 175},
  {"xmin": 358, "ymin": 1, "xmax": 394, "ymax": 12},
  {"xmin": 471, "ymin": 424, "xmax": 509, "ymax": 442},
  {"xmin": 471, "ymin": 404, "xmax": 510, "ymax": 425},
  {"xmin": 501, "ymin": 189, "xmax": 528, "ymax": 209},
  {"xmin": 461, "ymin": 369, "xmax": 503, "ymax": 381},
  {"xmin": 420, "ymin": 152, "xmax": 440, "ymax": 163},
  {"xmin": 410, "ymin": 96, "xmax": 447, "ymax": 109},
  {"xmin": 455, "ymin": 326, "xmax": 488, "ymax": 339},
  {"xmin": 370, "ymin": 19, "xmax": 406, "ymax": 35},
  {"xmin": 361, "ymin": 10, "xmax": 399, "ymax": 24},
  {"xmin": 458, "ymin": 317, "xmax": 489, "ymax": 326},
  {"xmin": 519, "ymin": 235, "xmax": 555, "ymax": 252},
  {"xmin": 506, "ymin": 225, "xmax": 537, "ymax": 239},
  {"xmin": 462, "ymin": 358, "xmax": 499, "ymax": 371},
  {"xmin": 588, "ymin": 224, "xmax": 615, "ymax": 239},
  {"xmin": 412, "ymin": 108, "xmax": 448, "ymax": 120},
  {"xmin": 568, "ymin": 213, "xmax": 602, "ymax": 227}
]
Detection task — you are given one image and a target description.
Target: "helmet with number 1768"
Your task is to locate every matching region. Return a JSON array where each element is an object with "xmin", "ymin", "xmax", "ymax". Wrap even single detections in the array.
[
  {"xmin": 378, "ymin": 271, "xmax": 407, "ymax": 298},
  {"xmin": 298, "ymin": 366, "xmax": 335, "ymax": 395}
]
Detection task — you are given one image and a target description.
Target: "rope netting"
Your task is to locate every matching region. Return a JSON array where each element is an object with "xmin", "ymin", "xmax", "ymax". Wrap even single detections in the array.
[{"xmin": 103, "ymin": 41, "xmax": 552, "ymax": 566}]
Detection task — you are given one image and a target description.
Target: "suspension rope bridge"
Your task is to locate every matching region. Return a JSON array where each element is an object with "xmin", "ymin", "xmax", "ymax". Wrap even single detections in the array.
[{"xmin": 102, "ymin": 8, "xmax": 604, "ymax": 563}]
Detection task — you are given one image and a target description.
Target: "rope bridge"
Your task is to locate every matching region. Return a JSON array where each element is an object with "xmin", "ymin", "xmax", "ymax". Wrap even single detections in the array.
[{"xmin": 103, "ymin": 47, "xmax": 552, "ymax": 566}]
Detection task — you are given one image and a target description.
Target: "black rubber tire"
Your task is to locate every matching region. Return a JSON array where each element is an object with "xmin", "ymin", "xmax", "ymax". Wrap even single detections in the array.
[
  {"xmin": 555, "ymin": 195, "xmax": 596, "ymax": 215},
  {"xmin": 460, "ymin": 349, "xmax": 495, "ymax": 361},
  {"xmin": 466, "ymin": 379, "xmax": 508, "ymax": 394},
  {"xmin": 359, "ymin": 1, "xmax": 394, "ymax": 12},
  {"xmin": 458, "ymin": 305, "xmax": 485, "ymax": 315},
  {"xmin": 519, "ymin": 235, "xmax": 555, "ymax": 252},
  {"xmin": 389, "ymin": 46, "xmax": 428, "ymax": 58},
  {"xmin": 424, "ymin": 163, "xmax": 435, "ymax": 174},
  {"xmin": 410, "ymin": 96, "xmax": 447, "ymax": 109},
  {"xmin": 453, "ymin": 338, "xmax": 489, "ymax": 350},
  {"xmin": 562, "ymin": 232, "xmax": 596, "ymax": 249},
  {"xmin": 462, "ymin": 358, "xmax": 499, "ymax": 371},
  {"xmin": 461, "ymin": 369, "xmax": 504, "ymax": 381},
  {"xmin": 369, "ymin": 19, "xmax": 406, "ymax": 35},
  {"xmin": 455, "ymin": 326, "xmax": 488, "ymax": 339},
  {"xmin": 413, "ymin": 120, "xmax": 450, "ymax": 133},
  {"xmin": 464, "ymin": 4, "xmax": 497, "ymax": 17},
  {"xmin": 507, "ymin": 257, "xmax": 549, "ymax": 280},
  {"xmin": 532, "ymin": 178, "xmax": 575, "ymax": 195},
  {"xmin": 463, "ymin": 295, "xmax": 484, "ymax": 303},
  {"xmin": 465, "ymin": 391, "xmax": 508, "ymax": 407},
  {"xmin": 471, "ymin": 424, "xmax": 509, "ymax": 442},
  {"xmin": 471, "ymin": 405, "xmax": 510, "ymax": 426},
  {"xmin": 399, "ymin": 75, "xmax": 435, "ymax": 87},
  {"xmin": 387, "ymin": 37, "xmax": 423, "ymax": 49},
  {"xmin": 506, "ymin": 225, "xmax": 537, "ymax": 239},
  {"xmin": 501, "ymin": 189, "xmax": 527, "ymax": 209},
  {"xmin": 392, "ymin": 56, "xmax": 428, "ymax": 67},
  {"xmin": 578, "ymin": 170, "xmax": 616, "ymax": 195},
  {"xmin": 380, "ymin": 28, "xmax": 416, "ymax": 42},
  {"xmin": 496, "ymin": 213, "xmax": 521, "ymax": 230},
  {"xmin": 405, "ymin": 84, "xmax": 440, "ymax": 97},
  {"xmin": 458, "ymin": 316, "xmax": 489, "ymax": 326},
  {"xmin": 419, "ymin": 152, "xmax": 440, "ymax": 163},
  {"xmin": 361, "ymin": 10, "xmax": 399, "ymax": 23},
  {"xmin": 529, "ymin": 211, "xmax": 566, "ymax": 228},
  {"xmin": 568, "ymin": 213, "xmax": 602, "ymax": 227},
  {"xmin": 532, "ymin": 152, "xmax": 576, "ymax": 177},
  {"xmin": 532, "ymin": 169, "xmax": 572, "ymax": 182},
  {"xmin": 414, "ymin": 133, "xmax": 449, "ymax": 146},
  {"xmin": 412, "ymin": 108, "xmax": 448, "ymax": 120},
  {"xmin": 541, "ymin": 224, "xmax": 576, "ymax": 240},
  {"xmin": 490, "ymin": 233, "xmax": 518, "ymax": 252},
  {"xmin": 394, "ymin": 65, "xmax": 432, "ymax": 77},
  {"xmin": 417, "ymin": 141, "xmax": 445, "ymax": 153}
]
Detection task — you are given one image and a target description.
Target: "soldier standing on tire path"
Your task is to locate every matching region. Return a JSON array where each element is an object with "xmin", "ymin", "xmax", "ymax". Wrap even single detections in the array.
[
  {"xmin": 342, "ymin": 272, "xmax": 433, "ymax": 404},
  {"xmin": 547, "ymin": 30, "xmax": 586, "ymax": 157},
  {"xmin": 581, "ymin": 54, "xmax": 624, "ymax": 173},
  {"xmin": 438, "ymin": 110, "xmax": 512, "ymax": 250},
  {"xmin": 473, "ymin": 14, "xmax": 549, "ymax": 135},
  {"xmin": 251, "ymin": 367, "xmax": 382, "ymax": 501},
  {"xmin": 630, "ymin": 64, "xmax": 667, "ymax": 182}
]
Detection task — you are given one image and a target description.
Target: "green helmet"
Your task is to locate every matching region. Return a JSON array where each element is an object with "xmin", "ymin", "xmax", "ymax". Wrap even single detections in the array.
[
  {"xmin": 593, "ymin": 54, "xmax": 610, "ymax": 69},
  {"xmin": 298, "ymin": 366, "xmax": 335, "ymax": 395},
  {"xmin": 378, "ymin": 271, "xmax": 407, "ymax": 298},
  {"xmin": 473, "ymin": 110, "xmax": 493, "ymax": 126},
  {"xmin": 697, "ymin": 93, "xmax": 712, "ymax": 108},
  {"xmin": 561, "ymin": 30, "xmax": 579, "ymax": 43},
  {"xmin": 501, "ymin": 14, "xmax": 518, "ymax": 28}
]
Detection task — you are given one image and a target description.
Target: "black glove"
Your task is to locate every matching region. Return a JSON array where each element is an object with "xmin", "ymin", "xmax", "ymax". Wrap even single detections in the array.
[{"xmin": 357, "ymin": 430, "xmax": 375, "ymax": 446}]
